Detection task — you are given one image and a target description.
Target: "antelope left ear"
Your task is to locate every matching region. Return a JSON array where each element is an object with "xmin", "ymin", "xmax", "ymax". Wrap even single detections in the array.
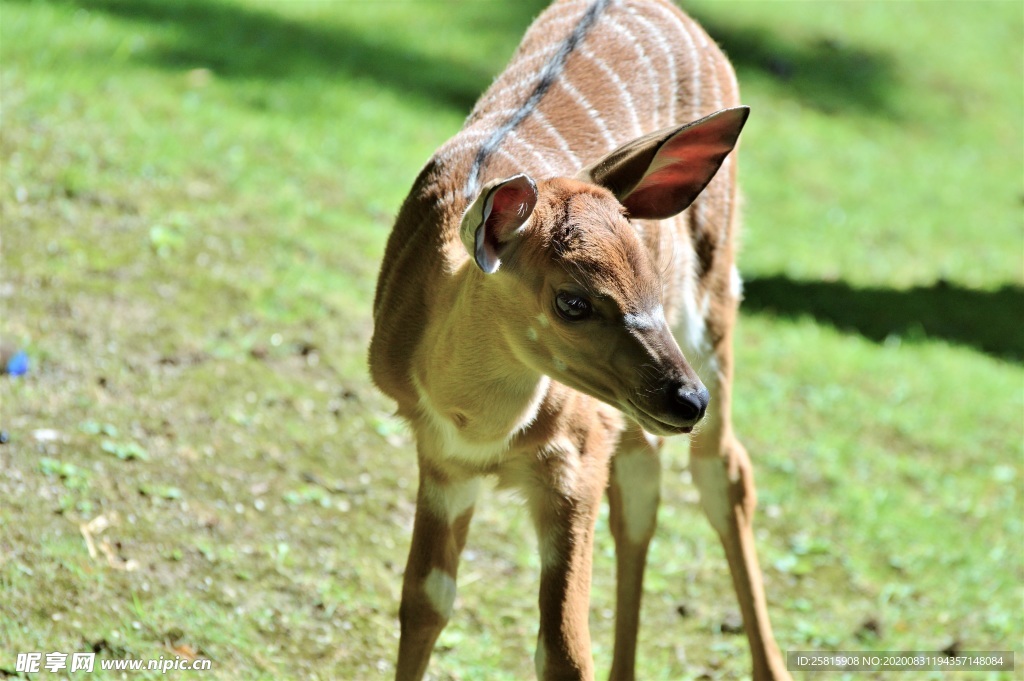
[
  {"xmin": 578, "ymin": 106, "xmax": 749, "ymax": 220},
  {"xmin": 460, "ymin": 174, "xmax": 538, "ymax": 274}
]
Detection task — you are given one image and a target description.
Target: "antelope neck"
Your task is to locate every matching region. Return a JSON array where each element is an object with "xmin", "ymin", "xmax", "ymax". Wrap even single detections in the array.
[{"xmin": 413, "ymin": 267, "xmax": 550, "ymax": 450}]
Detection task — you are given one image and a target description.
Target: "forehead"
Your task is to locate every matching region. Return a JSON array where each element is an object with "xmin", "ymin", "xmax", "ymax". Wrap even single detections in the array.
[{"xmin": 546, "ymin": 185, "xmax": 661, "ymax": 309}]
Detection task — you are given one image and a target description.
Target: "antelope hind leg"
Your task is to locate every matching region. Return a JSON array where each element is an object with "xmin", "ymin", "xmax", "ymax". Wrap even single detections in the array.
[{"xmin": 688, "ymin": 340, "xmax": 791, "ymax": 681}]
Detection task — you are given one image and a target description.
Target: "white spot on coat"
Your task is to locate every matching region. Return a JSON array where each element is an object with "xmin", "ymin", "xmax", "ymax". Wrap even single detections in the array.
[
  {"xmin": 679, "ymin": 283, "xmax": 708, "ymax": 356},
  {"xmin": 423, "ymin": 568, "xmax": 457, "ymax": 620},
  {"xmin": 422, "ymin": 477, "xmax": 480, "ymax": 520},
  {"xmin": 535, "ymin": 638, "xmax": 548, "ymax": 678},
  {"xmin": 729, "ymin": 264, "xmax": 743, "ymax": 299},
  {"xmin": 689, "ymin": 456, "xmax": 733, "ymax": 535},
  {"xmin": 612, "ymin": 449, "xmax": 661, "ymax": 543},
  {"xmin": 624, "ymin": 304, "xmax": 666, "ymax": 331}
]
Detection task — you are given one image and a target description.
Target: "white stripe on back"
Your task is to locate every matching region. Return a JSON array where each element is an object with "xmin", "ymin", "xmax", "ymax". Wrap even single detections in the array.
[
  {"xmin": 531, "ymin": 109, "xmax": 582, "ymax": 168},
  {"xmin": 644, "ymin": 0, "xmax": 702, "ymax": 117},
  {"xmin": 604, "ymin": 19, "xmax": 660, "ymax": 128},
  {"xmin": 558, "ymin": 78, "xmax": 618, "ymax": 149},
  {"xmin": 624, "ymin": 5, "xmax": 676, "ymax": 126},
  {"xmin": 579, "ymin": 46, "xmax": 642, "ymax": 136}
]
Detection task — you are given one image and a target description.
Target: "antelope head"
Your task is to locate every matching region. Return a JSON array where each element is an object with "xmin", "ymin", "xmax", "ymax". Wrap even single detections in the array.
[{"xmin": 459, "ymin": 107, "xmax": 749, "ymax": 435}]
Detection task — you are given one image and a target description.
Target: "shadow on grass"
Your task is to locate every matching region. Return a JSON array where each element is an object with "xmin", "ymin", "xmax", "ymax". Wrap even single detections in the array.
[
  {"xmin": 690, "ymin": 11, "xmax": 899, "ymax": 117},
  {"xmin": 47, "ymin": 0, "xmax": 897, "ymax": 118},
  {"xmin": 743, "ymin": 276, "xmax": 1024, "ymax": 363},
  {"xmin": 44, "ymin": 0, "xmax": 544, "ymax": 110}
]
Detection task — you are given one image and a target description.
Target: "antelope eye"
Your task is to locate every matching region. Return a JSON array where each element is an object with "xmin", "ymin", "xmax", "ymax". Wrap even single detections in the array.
[{"xmin": 555, "ymin": 292, "xmax": 592, "ymax": 321}]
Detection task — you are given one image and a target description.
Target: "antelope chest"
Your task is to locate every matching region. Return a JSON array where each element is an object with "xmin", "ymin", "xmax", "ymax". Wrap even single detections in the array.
[{"xmin": 410, "ymin": 373, "xmax": 552, "ymax": 469}]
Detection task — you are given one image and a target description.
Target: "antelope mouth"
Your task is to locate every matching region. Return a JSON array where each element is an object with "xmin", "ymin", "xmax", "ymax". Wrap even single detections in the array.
[
  {"xmin": 555, "ymin": 371, "xmax": 696, "ymax": 436},
  {"xmin": 625, "ymin": 399, "xmax": 695, "ymax": 436}
]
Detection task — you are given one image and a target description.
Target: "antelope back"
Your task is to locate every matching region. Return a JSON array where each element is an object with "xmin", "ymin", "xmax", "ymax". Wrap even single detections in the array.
[{"xmin": 456, "ymin": 0, "xmax": 739, "ymax": 187}]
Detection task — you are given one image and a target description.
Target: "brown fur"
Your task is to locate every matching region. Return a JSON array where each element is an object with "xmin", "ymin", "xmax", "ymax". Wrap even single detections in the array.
[{"xmin": 369, "ymin": 1, "xmax": 790, "ymax": 679}]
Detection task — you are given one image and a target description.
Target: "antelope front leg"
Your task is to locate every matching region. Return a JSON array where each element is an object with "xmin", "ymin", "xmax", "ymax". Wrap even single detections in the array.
[
  {"xmin": 527, "ymin": 445, "xmax": 610, "ymax": 681},
  {"xmin": 607, "ymin": 424, "xmax": 662, "ymax": 681},
  {"xmin": 396, "ymin": 460, "xmax": 480, "ymax": 681},
  {"xmin": 689, "ymin": 355, "xmax": 791, "ymax": 681}
]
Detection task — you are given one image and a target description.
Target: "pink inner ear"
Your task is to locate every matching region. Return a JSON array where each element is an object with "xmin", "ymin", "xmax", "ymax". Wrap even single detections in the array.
[
  {"xmin": 659, "ymin": 118, "xmax": 742, "ymax": 165},
  {"xmin": 485, "ymin": 176, "xmax": 537, "ymax": 240},
  {"xmin": 622, "ymin": 109, "xmax": 747, "ymax": 220},
  {"xmin": 490, "ymin": 187, "xmax": 523, "ymax": 217},
  {"xmin": 474, "ymin": 174, "xmax": 538, "ymax": 273},
  {"xmin": 645, "ymin": 115, "xmax": 744, "ymax": 184}
]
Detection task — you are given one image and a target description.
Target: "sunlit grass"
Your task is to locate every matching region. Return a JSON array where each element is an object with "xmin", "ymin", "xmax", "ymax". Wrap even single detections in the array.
[{"xmin": 1, "ymin": 0, "xmax": 1020, "ymax": 679}]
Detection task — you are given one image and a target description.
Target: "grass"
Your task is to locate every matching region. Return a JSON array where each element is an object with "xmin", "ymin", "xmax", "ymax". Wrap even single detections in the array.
[{"xmin": 1, "ymin": 0, "xmax": 1021, "ymax": 679}]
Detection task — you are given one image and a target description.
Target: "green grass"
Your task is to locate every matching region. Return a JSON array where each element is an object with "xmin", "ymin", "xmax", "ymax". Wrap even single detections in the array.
[{"xmin": 1, "ymin": 0, "xmax": 1021, "ymax": 679}]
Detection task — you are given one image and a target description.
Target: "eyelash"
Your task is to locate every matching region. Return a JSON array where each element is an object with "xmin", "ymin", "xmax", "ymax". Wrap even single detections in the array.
[{"xmin": 555, "ymin": 292, "xmax": 592, "ymax": 321}]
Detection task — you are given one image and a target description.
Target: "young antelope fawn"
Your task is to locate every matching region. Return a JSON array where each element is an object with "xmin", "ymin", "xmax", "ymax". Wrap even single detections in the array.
[{"xmin": 369, "ymin": 0, "xmax": 790, "ymax": 678}]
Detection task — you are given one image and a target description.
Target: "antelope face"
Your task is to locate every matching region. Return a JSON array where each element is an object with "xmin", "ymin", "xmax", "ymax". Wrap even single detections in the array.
[{"xmin": 498, "ymin": 179, "xmax": 708, "ymax": 435}]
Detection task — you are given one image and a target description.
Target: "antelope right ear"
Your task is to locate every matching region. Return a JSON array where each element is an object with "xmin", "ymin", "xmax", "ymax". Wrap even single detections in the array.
[
  {"xmin": 578, "ymin": 106, "xmax": 749, "ymax": 220},
  {"xmin": 459, "ymin": 174, "xmax": 538, "ymax": 274}
]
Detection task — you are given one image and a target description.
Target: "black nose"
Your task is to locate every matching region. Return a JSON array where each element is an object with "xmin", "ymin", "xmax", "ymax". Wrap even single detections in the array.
[{"xmin": 675, "ymin": 385, "xmax": 710, "ymax": 422}]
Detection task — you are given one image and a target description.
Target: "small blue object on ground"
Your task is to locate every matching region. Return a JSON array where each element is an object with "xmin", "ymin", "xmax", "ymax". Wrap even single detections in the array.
[{"xmin": 6, "ymin": 350, "xmax": 28, "ymax": 376}]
